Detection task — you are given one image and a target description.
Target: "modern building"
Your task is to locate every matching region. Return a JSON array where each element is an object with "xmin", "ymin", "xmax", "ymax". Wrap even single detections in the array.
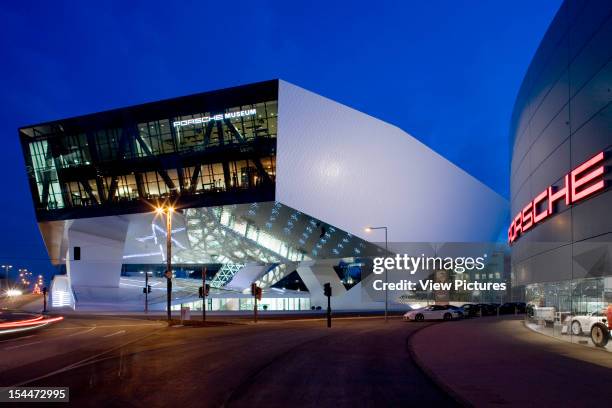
[
  {"xmin": 510, "ymin": 0, "xmax": 612, "ymax": 349},
  {"xmin": 19, "ymin": 79, "xmax": 507, "ymax": 312}
]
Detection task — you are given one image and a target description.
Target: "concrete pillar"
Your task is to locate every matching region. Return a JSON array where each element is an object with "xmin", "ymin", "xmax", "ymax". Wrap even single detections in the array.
[
  {"xmin": 66, "ymin": 216, "xmax": 129, "ymax": 288},
  {"xmin": 225, "ymin": 263, "xmax": 268, "ymax": 291},
  {"xmin": 296, "ymin": 260, "xmax": 346, "ymax": 308}
]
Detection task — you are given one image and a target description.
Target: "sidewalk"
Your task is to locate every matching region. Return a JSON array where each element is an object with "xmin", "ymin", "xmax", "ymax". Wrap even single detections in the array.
[{"xmin": 409, "ymin": 316, "xmax": 612, "ymax": 407}]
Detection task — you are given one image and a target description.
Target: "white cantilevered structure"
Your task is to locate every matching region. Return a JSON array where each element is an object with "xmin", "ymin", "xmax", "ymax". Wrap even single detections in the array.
[{"xmin": 20, "ymin": 80, "xmax": 507, "ymax": 311}]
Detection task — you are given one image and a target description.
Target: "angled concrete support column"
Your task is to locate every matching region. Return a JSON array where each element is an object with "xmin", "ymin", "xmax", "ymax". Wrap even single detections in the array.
[
  {"xmin": 225, "ymin": 263, "xmax": 269, "ymax": 291},
  {"xmin": 66, "ymin": 216, "xmax": 129, "ymax": 288},
  {"xmin": 297, "ymin": 260, "xmax": 346, "ymax": 308}
]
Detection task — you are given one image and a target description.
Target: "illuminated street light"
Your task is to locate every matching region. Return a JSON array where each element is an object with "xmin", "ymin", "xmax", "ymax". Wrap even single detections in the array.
[
  {"xmin": 19, "ymin": 268, "xmax": 29, "ymax": 287},
  {"xmin": 155, "ymin": 205, "xmax": 175, "ymax": 321},
  {"xmin": 365, "ymin": 226, "xmax": 389, "ymax": 322},
  {"xmin": 1, "ymin": 265, "xmax": 12, "ymax": 291}
]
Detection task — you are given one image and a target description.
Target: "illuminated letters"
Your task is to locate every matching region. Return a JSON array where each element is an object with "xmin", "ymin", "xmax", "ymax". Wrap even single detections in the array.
[
  {"xmin": 172, "ymin": 108, "xmax": 257, "ymax": 128},
  {"xmin": 571, "ymin": 151, "xmax": 605, "ymax": 202},
  {"xmin": 547, "ymin": 174, "xmax": 571, "ymax": 214},
  {"xmin": 532, "ymin": 189, "xmax": 549, "ymax": 223},
  {"xmin": 522, "ymin": 202, "xmax": 533, "ymax": 232},
  {"xmin": 508, "ymin": 151, "xmax": 606, "ymax": 244}
]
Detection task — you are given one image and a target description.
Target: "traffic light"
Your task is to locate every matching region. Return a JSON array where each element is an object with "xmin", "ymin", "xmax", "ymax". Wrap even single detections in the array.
[
  {"xmin": 205, "ymin": 284, "xmax": 210, "ymax": 297},
  {"xmin": 143, "ymin": 285, "xmax": 151, "ymax": 294},
  {"xmin": 251, "ymin": 283, "xmax": 262, "ymax": 300},
  {"xmin": 324, "ymin": 282, "xmax": 332, "ymax": 297}
]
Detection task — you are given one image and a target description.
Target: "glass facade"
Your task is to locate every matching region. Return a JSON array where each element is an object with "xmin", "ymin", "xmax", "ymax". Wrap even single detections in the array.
[
  {"xmin": 170, "ymin": 296, "xmax": 310, "ymax": 312},
  {"xmin": 510, "ymin": 1, "xmax": 612, "ymax": 351},
  {"xmin": 19, "ymin": 81, "xmax": 278, "ymax": 221},
  {"xmin": 525, "ymin": 277, "xmax": 612, "ymax": 351}
]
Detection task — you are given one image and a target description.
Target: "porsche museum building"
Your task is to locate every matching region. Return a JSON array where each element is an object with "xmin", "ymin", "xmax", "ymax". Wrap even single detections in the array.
[
  {"xmin": 510, "ymin": 0, "xmax": 612, "ymax": 350},
  {"xmin": 19, "ymin": 79, "xmax": 507, "ymax": 313}
]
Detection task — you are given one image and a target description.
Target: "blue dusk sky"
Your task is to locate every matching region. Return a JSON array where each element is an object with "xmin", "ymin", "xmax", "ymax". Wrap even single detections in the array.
[{"xmin": 0, "ymin": 0, "xmax": 561, "ymax": 276}]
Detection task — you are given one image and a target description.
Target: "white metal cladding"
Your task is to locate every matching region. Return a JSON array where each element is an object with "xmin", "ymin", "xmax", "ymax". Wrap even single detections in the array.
[{"xmin": 276, "ymin": 80, "xmax": 508, "ymax": 243}]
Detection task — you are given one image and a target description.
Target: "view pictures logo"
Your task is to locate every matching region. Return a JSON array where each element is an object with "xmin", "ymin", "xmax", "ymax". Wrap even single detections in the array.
[
  {"xmin": 372, "ymin": 254, "xmax": 487, "ymax": 274},
  {"xmin": 173, "ymin": 108, "xmax": 257, "ymax": 128}
]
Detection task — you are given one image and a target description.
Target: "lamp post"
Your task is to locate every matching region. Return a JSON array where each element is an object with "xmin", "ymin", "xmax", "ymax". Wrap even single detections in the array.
[
  {"xmin": 156, "ymin": 206, "xmax": 174, "ymax": 321},
  {"xmin": 1, "ymin": 265, "xmax": 12, "ymax": 291},
  {"xmin": 19, "ymin": 268, "xmax": 28, "ymax": 288},
  {"xmin": 144, "ymin": 271, "xmax": 149, "ymax": 314},
  {"xmin": 365, "ymin": 226, "xmax": 388, "ymax": 322}
]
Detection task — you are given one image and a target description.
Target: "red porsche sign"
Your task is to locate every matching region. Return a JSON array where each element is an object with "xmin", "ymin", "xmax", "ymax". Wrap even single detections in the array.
[{"xmin": 508, "ymin": 151, "xmax": 607, "ymax": 244}]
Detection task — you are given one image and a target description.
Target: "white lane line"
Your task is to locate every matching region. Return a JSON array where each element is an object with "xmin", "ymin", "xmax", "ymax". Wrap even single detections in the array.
[
  {"xmin": 5, "ymin": 340, "xmax": 45, "ymax": 351},
  {"xmin": 66, "ymin": 326, "xmax": 96, "ymax": 337},
  {"xmin": 102, "ymin": 330, "xmax": 126, "ymax": 338},
  {"xmin": 0, "ymin": 335, "xmax": 36, "ymax": 344},
  {"xmin": 10, "ymin": 329, "xmax": 162, "ymax": 388},
  {"xmin": 46, "ymin": 323, "xmax": 163, "ymax": 331}
]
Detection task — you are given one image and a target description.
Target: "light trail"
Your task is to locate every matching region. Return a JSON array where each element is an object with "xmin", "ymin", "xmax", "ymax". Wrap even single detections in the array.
[{"xmin": 0, "ymin": 315, "xmax": 64, "ymax": 335}]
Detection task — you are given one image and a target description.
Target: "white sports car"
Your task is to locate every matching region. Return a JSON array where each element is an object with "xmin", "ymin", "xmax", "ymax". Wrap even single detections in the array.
[
  {"xmin": 568, "ymin": 311, "xmax": 607, "ymax": 335},
  {"xmin": 403, "ymin": 305, "xmax": 462, "ymax": 322}
]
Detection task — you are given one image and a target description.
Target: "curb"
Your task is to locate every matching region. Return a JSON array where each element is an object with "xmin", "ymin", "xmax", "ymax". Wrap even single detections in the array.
[{"xmin": 406, "ymin": 323, "xmax": 474, "ymax": 408}]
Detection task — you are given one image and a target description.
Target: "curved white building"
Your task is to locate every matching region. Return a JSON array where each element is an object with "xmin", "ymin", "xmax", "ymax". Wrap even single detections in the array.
[{"xmin": 19, "ymin": 79, "xmax": 507, "ymax": 311}]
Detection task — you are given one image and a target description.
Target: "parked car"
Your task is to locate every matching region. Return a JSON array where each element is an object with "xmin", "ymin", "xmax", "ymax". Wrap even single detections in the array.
[
  {"xmin": 526, "ymin": 303, "xmax": 535, "ymax": 318},
  {"xmin": 477, "ymin": 303, "xmax": 498, "ymax": 316},
  {"xmin": 403, "ymin": 305, "xmax": 462, "ymax": 321},
  {"xmin": 461, "ymin": 303, "xmax": 481, "ymax": 317},
  {"xmin": 447, "ymin": 305, "xmax": 465, "ymax": 318},
  {"xmin": 568, "ymin": 311, "xmax": 608, "ymax": 336},
  {"xmin": 499, "ymin": 302, "xmax": 527, "ymax": 314}
]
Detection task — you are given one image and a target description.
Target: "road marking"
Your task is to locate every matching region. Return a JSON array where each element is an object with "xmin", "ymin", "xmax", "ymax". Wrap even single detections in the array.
[
  {"xmin": 0, "ymin": 335, "xmax": 36, "ymax": 344},
  {"xmin": 10, "ymin": 329, "xmax": 163, "ymax": 388},
  {"xmin": 103, "ymin": 330, "xmax": 126, "ymax": 338},
  {"xmin": 45, "ymin": 323, "xmax": 163, "ymax": 331},
  {"xmin": 4, "ymin": 340, "xmax": 45, "ymax": 350},
  {"xmin": 66, "ymin": 327, "xmax": 96, "ymax": 337}
]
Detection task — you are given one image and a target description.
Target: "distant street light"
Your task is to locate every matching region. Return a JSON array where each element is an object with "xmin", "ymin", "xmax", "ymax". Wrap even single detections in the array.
[
  {"xmin": 19, "ymin": 268, "xmax": 28, "ymax": 287},
  {"xmin": 1, "ymin": 265, "xmax": 12, "ymax": 291},
  {"xmin": 156, "ymin": 206, "xmax": 175, "ymax": 321},
  {"xmin": 365, "ymin": 226, "xmax": 389, "ymax": 322}
]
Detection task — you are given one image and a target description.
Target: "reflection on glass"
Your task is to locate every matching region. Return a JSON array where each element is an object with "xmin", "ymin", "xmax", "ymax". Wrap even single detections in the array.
[
  {"xmin": 22, "ymin": 100, "xmax": 278, "ymax": 212},
  {"xmin": 525, "ymin": 277, "xmax": 612, "ymax": 352}
]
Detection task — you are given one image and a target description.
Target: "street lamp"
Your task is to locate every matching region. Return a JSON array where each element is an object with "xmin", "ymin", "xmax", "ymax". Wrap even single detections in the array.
[
  {"xmin": 1, "ymin": 265, "xmax": 12, "ymax": 291},
  {"xmin": 19, "ymin": 268, "xmax": 28, "ymax": 287},
  {"xmin": 365, "ymin": 226, "xmax": 389, "ymax": 322},
  {"xmin": 156, "ymin": 205, "xmax": 175, "ymax": 321}
]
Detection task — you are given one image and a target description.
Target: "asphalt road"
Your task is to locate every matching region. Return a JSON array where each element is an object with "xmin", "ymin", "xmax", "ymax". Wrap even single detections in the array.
[
  {"xmin": 1, "ymin": 316, "xmax": 456, "ymax": 407},
  {"xmin": 0, "ymin": 315, "xmax": 165, "ymax": 386},
  {"xmin": 0, "ymin": 294, "xmax": 42, "ymax": 312}
]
